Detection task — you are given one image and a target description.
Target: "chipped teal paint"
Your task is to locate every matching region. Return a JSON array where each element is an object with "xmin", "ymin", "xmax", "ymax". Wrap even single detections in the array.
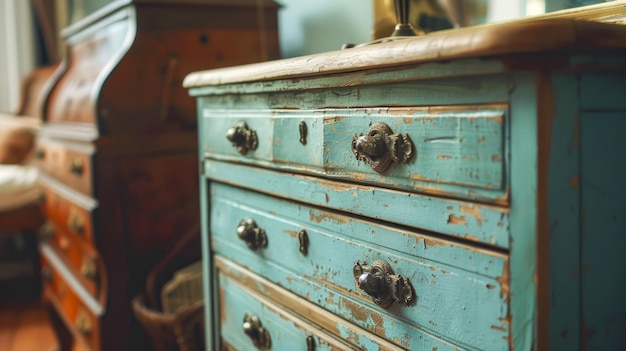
[
  {"xmin": 204, "ymin": 160, "xmax": 510, "ymax": 248},
  {"xmin": 216, "ymin": 255, "xmax": 416, "ymax": 351},
  {"xmin": 211, "ymin": 182, "xmax": 508, "ymax": 350},
  {"xmin": 547, "ymin": 74, "xmax": 581, "ymax": 350},
  {"xmin": 187, "ymin": 58, "xmax": 505, "ymax": 98},
  {"xmin": 201, "ymin": 108, "xmax": 507, "ymax": 202},
  {"xmin": 198, "ymin": 101, "xmax": 219, "ymax": 351},
  {"xmin": 508, "ymin": 73, "xmax": 537, "ymax": 351},
  {"xmin": 193, "ymin": 50, "xmax": 626, "ymax": 350},
  {"xmin": 219, "ymin": 273, "xmax": 351, "ymax": 350},
  {"xmin": 195, "ymin": 74, "xmax": 512, "ymax": 111},
  {"xmin": 323, "ymin": 108, "xmax": 505, "ymax": 191},
  {"xmin": 580, "ymin": 111, "xmax": 626, "ymax": 350}
]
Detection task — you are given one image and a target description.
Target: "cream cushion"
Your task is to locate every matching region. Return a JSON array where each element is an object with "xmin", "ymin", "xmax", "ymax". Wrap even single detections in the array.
[{"xmin": 0, "ymin": 165, "xmax": 40, "ymax": 211}]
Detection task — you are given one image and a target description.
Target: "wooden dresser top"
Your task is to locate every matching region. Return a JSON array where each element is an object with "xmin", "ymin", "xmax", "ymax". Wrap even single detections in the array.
[{"xmin": 184, "ymin": 3, "xmax": 626, "ymax": 88}]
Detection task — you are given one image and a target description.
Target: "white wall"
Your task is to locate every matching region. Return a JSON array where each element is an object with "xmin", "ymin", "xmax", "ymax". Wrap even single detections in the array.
[
  {"xmin": 488, "ymin": 0, "xmax": 546, "ymax": 23},
  {"xmin": 277, "ymin": 0, "xmax": 374, "ymax": 58},
  {"xmin": 275, "ymin": 0, "xmax": 547, "ymax": 58},
  {"xmin": 0, "ymin": 0, "xmax": 36, "ymax": 113}
]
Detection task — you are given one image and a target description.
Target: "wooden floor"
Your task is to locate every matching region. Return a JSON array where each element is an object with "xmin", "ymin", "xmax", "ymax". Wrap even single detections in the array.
[{"xmin": 0, "ymin": 299, "xmax": 57, "ymax": 351}]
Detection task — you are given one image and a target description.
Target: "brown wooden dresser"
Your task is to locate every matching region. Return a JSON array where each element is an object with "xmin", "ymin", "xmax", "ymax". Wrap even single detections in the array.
[{"xmin": 34, "ymin": 1, "xmax": 280, "ymax": 350}]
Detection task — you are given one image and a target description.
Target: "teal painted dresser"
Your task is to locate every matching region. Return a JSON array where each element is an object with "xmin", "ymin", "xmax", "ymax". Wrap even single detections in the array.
[{"xmin": 185, "ymin": 9, "xmax": 626, "ymax": 350}]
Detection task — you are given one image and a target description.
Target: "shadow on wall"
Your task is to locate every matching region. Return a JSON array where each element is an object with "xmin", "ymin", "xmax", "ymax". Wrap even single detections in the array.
[{"xmin": 278, "ymin": 0, "xmax": 374, "ymax": 58}]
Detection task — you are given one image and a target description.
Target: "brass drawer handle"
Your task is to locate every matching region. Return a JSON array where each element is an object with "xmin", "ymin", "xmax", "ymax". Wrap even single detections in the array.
[
  {"xmin": 352, "ymin": 122, "xmax": 414, "ymax": 173},
  {"xmin": 69, "ymin": 157, "xmax": 84, "ymax": 175},
  {"xmin": 242, "ymin": 314, "xmax": 271, "ymax": 349},
  {"xmin": 237, "ymin": 218, "xmax": 267, "ymax": 250},
  {"xmin": 81, "ymin": 257, "xmax": 98, "ymax": 280},
  {"xmin": 75, "ymin": 308, "xmax": 93, "ymax": 336},
  {"xmin": 353, "ymin": 260, "xmax": 416, "ymax": 308},
  {"xmin": 38, "ymin": 221, "xmax": 55, "ymax": 241},
  {"xmin": 226, "ymin": 121, "xmax": 258, "ymax": 155},
  {"xmin": 67, "ymin": 211, "xmax": 85, "ymax": 235}
]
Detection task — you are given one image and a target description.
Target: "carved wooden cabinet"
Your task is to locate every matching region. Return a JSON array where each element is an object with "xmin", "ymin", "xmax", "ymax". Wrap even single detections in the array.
[
  {"xmin": 35, "ymin": 0, "xmax": 279, "ymax": 350},
  {"xmin": 185, "ymin": 9, "xmax": 626, "ymax": 351}
]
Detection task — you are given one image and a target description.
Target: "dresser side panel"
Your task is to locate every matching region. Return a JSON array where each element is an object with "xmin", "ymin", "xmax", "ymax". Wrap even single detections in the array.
[
  {"xmin": 580, "ymin": 109, "xmax": 626, "ymax": 350},
  {"xmin": 509, "ymin": 73, "xmax": 539, "ymax": 350},
  {"xmin": 547, "ymin": 74, "xmax": 581, "ymax": 350}
]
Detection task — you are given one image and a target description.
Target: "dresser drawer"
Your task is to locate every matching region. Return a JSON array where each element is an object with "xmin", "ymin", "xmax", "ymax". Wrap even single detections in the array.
[
  {"xmin": 202, "ymin": 106, "xmax": 508, "ymax": 203},
  {"xmin": 40, "ymin": 178, "xmax": 96, "ymax": 244},
  {"xmin": 205, "ymin": 160, "xmax": 510, "ymax": 248},
  {"xmin": 41, "ymin": 246, "xmax": 102, "ymax": 351},
  {"xmin": 35, "ymin": 138, "xmax": 94, "ymax": 196},
  {"xmin": 210, "ymin": 182, "xmax": 510, "ymax": 350},
  {"xmin": 218, "ymin": 258, "xmax": 399, "ymax": 351},
  {"xmin": 39, "ymin": 221, "xmax": 101, "ymax": 297}
]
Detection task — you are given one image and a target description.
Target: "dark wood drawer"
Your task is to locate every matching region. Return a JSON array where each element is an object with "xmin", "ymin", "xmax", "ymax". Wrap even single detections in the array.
[
  {"xmin": 40, "ymin": 245, "xmax": 103, "ymax": 351},
  {"xmin": 35, "ymin": 138, "xmax": 94, "ymax": 196},
  {"xmin": 201, "ymin": 106, "xmax": 508, "ymax": 204},
  {"xmin": 39, "ymin": 220, "xmax": 101, "ymax": 298},
  {"xmin": 39, "ymin": 178, "xmax": 96, "ymax": 244},
  {"xmin": 210, "ymin": 182, "xmax": 510, "ymax": 350}
]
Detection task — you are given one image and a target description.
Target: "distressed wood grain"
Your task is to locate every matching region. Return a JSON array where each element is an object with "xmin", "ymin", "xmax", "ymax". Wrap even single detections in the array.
[
  {"xmin": 184, "ymin": 17, "xmax": 626, "ymax": 88},
  {"xmin": 545, "ymin": 74, "xmax": 581, "ymax": 350},
  {"xmin": 218, "ymin": 267, "xmax": 396, "ymax": 351},
  {"xmin": 202, "ymin": 106, "xmax": 508, "ymax": 203},
  {"xmin": 580, "ymin": 111, "xmax": 626, "ymax": 350},
  {"xmin": 210, "ymin": 182, "xmax": 509, "ymax": 350},
  {"xmin": 204, "ymin": 160, "xmax": 510, "ymax": 248}
]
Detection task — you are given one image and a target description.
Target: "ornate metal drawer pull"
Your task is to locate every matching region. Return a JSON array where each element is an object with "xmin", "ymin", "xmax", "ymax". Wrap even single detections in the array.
[
  {"xmin": 69, "ymin": 157, "xmax": 84, "ymax": 175},
  {"xmin": 352, "ymin": 122, "xmax": 414, "ymax": 173},
  {"xmin": 76, "ymin": 308, "xmax": 93, "ymax": 336},
  {"xmin": 353, "ymin": 260, "xmax": 416, "ymax": 308},
  {"xmin": 38, "ymin": 221, "xmax": 55, "ymax": 241},
  {"xmin": 237, "ymin": 218, "xmax": 268, "ymax": 250},
  {"xmin": 81, "ymin": 257, "xmax": 98, "ymax": 280},
  {"xmin": 226, "ymin": 121, "xmax": 258, "ymax": 155},
  {"xmin": 242, "ymin": 314, "xmax": 271, "ymax": 349},
  {"xmin": 68, "ymin": 211, "xmax": 85, "ymax": 235}
]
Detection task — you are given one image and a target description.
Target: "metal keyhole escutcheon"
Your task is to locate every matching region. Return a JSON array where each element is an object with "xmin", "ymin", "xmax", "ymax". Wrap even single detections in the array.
[
  {"xmin": 298, "ymin": 229, "xmax": 309, "ymax": 256},
  {"xmin": 306, "ymin": 335, "xmax": 316, "ymax": 351},
  {"xmin": 299, "ymin": 121, "xmax": 308, "ymax": 145}
]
